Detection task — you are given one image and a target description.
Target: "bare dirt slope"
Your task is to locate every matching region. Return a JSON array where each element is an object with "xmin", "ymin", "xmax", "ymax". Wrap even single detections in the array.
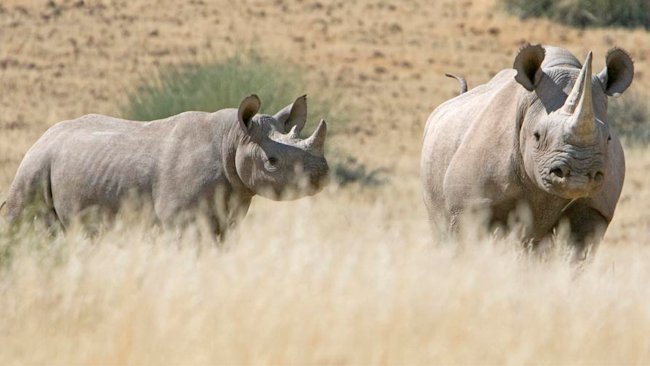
[{"xmin": 1, "ymin": 0, "xmax": 649, "ymax": 182}]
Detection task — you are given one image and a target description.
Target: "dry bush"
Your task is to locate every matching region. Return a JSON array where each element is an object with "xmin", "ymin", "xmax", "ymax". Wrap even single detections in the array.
[
  {"xmin": 608, "ymin": 92, "xmax": 650, "ymax": 145},
  {"xmin": 120, "ymin": 54, "xmax": 381, "ymax": 188},
  {"xmin": 502, "ymin": 0, "xmax": 650, "ymax": 29},
  {"xmin": 122, "ymin": 54, "xmax": 343, "ymax": 134}
]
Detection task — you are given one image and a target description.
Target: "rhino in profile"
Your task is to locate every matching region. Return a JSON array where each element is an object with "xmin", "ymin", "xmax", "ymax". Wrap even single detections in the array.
[
  {"xmin": 421, "ymin": 44, "xmax": 633, "ymax": 260},
  {"xmin": 2, "ymin": 95, "xmax": 329, "ymax": 237}
]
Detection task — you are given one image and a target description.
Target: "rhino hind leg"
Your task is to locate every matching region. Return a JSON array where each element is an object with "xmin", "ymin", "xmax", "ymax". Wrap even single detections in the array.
[
  {"xmin": 3, "ymin": 168, "xmax": 62, "ymax": 232},
  {"xmin": 559, "ymin": 202, "xmax": 609, "ymax": 262}
]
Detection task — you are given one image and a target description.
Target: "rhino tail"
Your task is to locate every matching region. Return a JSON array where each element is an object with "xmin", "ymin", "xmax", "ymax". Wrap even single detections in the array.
[
  {"xmin": 0, "ymin": 201, "xmax": 6, "ymax": 223},
  {"xmin": 445, "ymin": 73, "xmax": 468, "ymax": 95}
]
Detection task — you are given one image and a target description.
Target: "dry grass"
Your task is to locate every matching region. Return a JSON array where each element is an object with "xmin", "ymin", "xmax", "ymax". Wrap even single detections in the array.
[
  {"xmin": 2, "ymin": 0, "xmax": 650, "ymax": 364},
  {"xmin": 1, "ymin": 180, "xmax": 650, "ymax": 365}
]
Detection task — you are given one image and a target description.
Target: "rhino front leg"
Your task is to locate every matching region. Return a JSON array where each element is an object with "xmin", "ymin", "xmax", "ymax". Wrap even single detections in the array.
[
  {"xmin": 155, "ymin": 189, "xmax": 252, "ymax": 242},
  {"xmin": 446, "ymin": 197, "xmax": 495, "ymax": 237},
  {"xmin": 215, "ymin": 193, "xmax": 252, "ymax": 241},
  {"xmin": 188, "ymin": 193, "xmax": 251, "ymax": 242},
  {"xmin": 560, "ymin": 202, "xmax": 609, "ymax": 262}
]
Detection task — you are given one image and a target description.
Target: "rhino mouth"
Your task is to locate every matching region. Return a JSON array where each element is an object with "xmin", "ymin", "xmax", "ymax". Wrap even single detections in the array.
[
  {"xmin": 543, "ymin": 176, "xmax": 590, "ymax": 199},
  {"xmin": 542, "ymin": 166, "xmax": 604, "ymax": 199},
  {"xmin": 261, "ymin": 168, "xmax": 330, "ymax": 201},
  {"xmin": 290, "ymin": 171, "xmax": 330, "ymax": 198}
]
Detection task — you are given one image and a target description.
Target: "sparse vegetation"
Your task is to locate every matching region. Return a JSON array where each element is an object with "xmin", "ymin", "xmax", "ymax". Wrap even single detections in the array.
[
  {"xmin": 501, "ymin": 0, "xmax": 650, "ymax": 29},
  {"xmin": 333, "ymin": 156, "xmax": 388, "ymax": 187},
  {"xmin": 122, "ymin": 54, "xmax": 341, "ymax": 133},
  {"xmin": 608, "ymin": 92, "xmax": 650, "ymax": 144}
]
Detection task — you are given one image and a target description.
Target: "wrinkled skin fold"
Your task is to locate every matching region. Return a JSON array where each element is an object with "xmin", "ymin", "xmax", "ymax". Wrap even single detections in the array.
[
  {"xmin": 421, "ymin": 44, "xmax": 633, "ymax": 261},
  {"xmin": 2, "ymin": 95, "xmax": 330, "ymax": 238}
]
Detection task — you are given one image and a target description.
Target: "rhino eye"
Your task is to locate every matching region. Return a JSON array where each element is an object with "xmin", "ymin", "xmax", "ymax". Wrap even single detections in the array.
[
  {"xmin": 268, "ymin": 156, "xmax": 279, "ymax": 166},
  {"xmin": 607, "ymin": 135, "xmax": 612, "ymax": 143},
  {"xmin": 533, "ymin": 132, "xmax": 541, "ymax": 141}
]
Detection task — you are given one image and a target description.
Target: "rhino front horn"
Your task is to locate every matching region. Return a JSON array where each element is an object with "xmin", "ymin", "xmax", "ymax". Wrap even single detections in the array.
[
  {"xmin": 563, "ymin": 51, "xmax": 597, "ymax": 143},
  {"xmin": 306, "ymin": 119, "xmax": 327, "ymax": 155}
]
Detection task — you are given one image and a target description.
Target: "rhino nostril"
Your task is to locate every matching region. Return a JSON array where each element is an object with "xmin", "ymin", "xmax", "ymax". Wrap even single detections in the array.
[
  {"xmin": 550, "ymin": 168, "xmax": 563, "ymax": 178},
  {"xmin": 593, "ymin": 171, "xmax": 604, "ymax": 183},
  {"xmin": 550, "ymin": 166, "xmax": 569, "ymax": 179}
]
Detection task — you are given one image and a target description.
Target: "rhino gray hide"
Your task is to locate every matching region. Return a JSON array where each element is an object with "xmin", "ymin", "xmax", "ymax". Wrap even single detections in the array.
[
  {"xmin": 2, "ymin": 95, "xmax": 329, "ymax": 237},
  {"xmin": 421, "ymin": 44, "xmax": 633, "ymax": 260}
]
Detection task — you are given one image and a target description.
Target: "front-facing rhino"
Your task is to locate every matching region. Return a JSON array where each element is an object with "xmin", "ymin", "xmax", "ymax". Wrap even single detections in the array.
[
  {"xmin": 2, "ymin": 95, "xmax": 329, "ymax": 237},
  {"xmin": 421, "ymin": 44, "xmax": 633, "ymax": 260}
]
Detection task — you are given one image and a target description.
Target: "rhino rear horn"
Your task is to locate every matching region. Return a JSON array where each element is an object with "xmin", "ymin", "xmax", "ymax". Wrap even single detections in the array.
[
  {"xmin": 274, "ymin": 95, "xmax": 307, "ymax": 133},
  {"xmin": 238, "ymin": 95, "xmax": 261, "ymax": 132},
  {"xmin": 288, "ymin": 125, "xmax": 300, "ymax": 139},
  {"xmin": 597, "ymin": 47, "xmax": 634, "ymax": 97},
  {"xmin": 513, "ymin": 43, "xmax": 545, "ymax": 91}
]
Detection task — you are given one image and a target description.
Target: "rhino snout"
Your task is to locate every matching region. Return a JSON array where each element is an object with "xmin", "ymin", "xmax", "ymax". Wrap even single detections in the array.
[
  {"xmin": 306, "ymin": 163, "xmax": 330, "ymax": 192},
  {"xmin": 547, "ymin": 163, "xmax": 604, "ymax": 196}
]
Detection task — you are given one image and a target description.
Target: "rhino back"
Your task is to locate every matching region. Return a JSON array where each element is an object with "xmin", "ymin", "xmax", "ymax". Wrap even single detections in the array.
[
  {"xmin": 43, "ymin": 112, "xmax": 229, "ymax": 224},
  {"xmin": 421, "ymin": 70, "xmax": 523, "ymax": 218},
  {"xmin": 44, "ymin": 114, "xmax": 168, "ymax": 222}
]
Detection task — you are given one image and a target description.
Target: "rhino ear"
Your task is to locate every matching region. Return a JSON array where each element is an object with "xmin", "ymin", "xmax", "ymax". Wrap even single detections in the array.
[
  {"xmin": 598, "ymin": 48, "xmax": 634, "ymax": 97},
  {"xmin": 273, "ymin": 95, "xmax": 307, "ymax": 133},
  {"xmin": 238, "ymin": 94, "xmax": 261, "ymax": 133},
  {"xmin": 513, "ymin": 44, "xmax": 546, "ymax": 91}
]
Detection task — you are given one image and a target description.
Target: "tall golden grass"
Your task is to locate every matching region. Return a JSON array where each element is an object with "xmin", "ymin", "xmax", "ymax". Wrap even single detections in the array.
[{"xmin": 1, "ymin": 173, "xmax": 650, "ymax": 364}]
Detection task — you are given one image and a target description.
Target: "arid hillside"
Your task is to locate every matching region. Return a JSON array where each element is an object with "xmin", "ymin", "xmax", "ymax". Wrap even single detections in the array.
[{"xmin": 1, "ymin": 0, "xmax": 649, "ymax": 181}]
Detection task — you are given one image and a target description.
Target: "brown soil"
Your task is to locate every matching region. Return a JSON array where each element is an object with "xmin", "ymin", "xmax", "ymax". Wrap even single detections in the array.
[{"xmin": 1, "ymin": 0, "xmax": 648, "ymax": 185}]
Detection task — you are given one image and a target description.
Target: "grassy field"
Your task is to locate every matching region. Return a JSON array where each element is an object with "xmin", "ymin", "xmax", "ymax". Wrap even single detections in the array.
[
  {"xmin": 1, "ymin": 0, "xmax": 650, "ymax": 364},
  {"xmin": 2, "ymin": 181, "xmax": 650, "ymax": 364}
]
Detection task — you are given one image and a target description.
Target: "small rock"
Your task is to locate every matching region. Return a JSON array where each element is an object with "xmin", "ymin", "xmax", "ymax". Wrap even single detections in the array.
[{"xmin": 388, "ymin": 23, "xmax": 402, "ymax": 33}]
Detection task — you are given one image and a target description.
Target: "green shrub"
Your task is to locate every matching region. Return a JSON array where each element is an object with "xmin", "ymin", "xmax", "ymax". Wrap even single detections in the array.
[
  {"xmin": 122, "ymin": 54, "xmax": 340, "ymax": 132},
  {"xmin": 501, "ymin": 0, "xmax": 650, "ymax": 29},
  {"xmin": 608, "ymin": 92, "xmax": 650, "ymax": 145},
  {"xmin": 121, "ymin": 53, "xmax": 384, "ymax": 187}
]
